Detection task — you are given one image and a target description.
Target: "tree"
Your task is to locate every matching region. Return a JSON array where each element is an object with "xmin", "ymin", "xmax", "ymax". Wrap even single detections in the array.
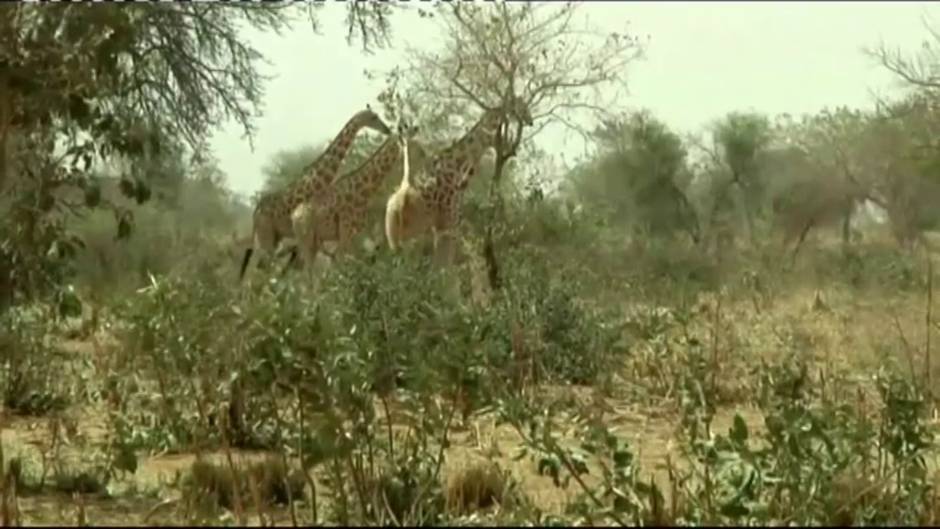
[
  {"xmin": 260, "ymin": 144, "xmax": 327, "ymax": 195},
  {"xmin": 865, "ymin": 14, "xmax": 940, "ymax": 101},
  {"xmin": 858, "ymin": 94, "xmax": 940, "ymax": 247},
  {"xmin": 767, "ymin": 108, "xmax": 879, "ymax": 257},
  {"xmin": 770, "ymin": 98, "xmax": 940, "ymax": 253},
  {"xmin": 0, "ymin": 3, "xmax": 400, "ymax": 309},
  {"xmin": 569, "ymin": 110, "xmax": 698, "ymax": 242},
  {"xmin": 864, "ymin": 17, "xmax": 940, "ymax": 247},
  {"xmin": 375, "ymin": 1, "xmax": 645, "ymax": 288},
  {"xmin": 690, "ymin": 112, "xmax": 772, "ymax": 248}
]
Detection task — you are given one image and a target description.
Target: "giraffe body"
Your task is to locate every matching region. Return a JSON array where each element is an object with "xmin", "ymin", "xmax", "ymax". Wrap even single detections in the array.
[
  {"xmin": 238, "ymin": 107, "xmax": 391, "ymax": 280},
  {"xmin": 292, "ymin": 124, "xmax": 428, "ymax": 266},
  {"xmin": 384, "ymin": 108, "xmax": 505, "ymax": 260}
]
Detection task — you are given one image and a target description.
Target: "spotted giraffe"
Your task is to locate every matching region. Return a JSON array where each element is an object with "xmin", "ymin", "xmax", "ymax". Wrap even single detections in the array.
[
  {"xmin": 238, "ymin": 106, "xmax": 392, "ymax": 281},
  {"xmin": 289, "ymin": 122, "xmax": 429, "ymax": 268},
  {"xmin": 384, "ymin": 98, "xmax": 533, "ymax": 264}
]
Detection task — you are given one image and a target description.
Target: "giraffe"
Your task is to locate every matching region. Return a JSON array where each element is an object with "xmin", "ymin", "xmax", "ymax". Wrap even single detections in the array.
[
  {"xmin": 238, "ymin": 106, "xmax": 392, "ymax": 281},
  {"xmin": 289, "ymin": 122, "xmax": 429, "ymax": 269},
  {"xmin": 384, "ymin": 97, "xmax": 533, "ymax": 264}
]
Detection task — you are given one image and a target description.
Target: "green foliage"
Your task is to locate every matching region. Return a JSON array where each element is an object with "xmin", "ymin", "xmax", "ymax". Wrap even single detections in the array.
[
  {"xmin": 0, "ymin": 306, "xmax": 72, "ymax": 415},
  {"xmin": 570, "ymin": 111, "xmax": 698, "ymax": 240},
  {"xmin": 713, "ymin": 112, "xmax": 772, "ymax": 184},
  {"xmin": 69, "ymin": 159, "xmax": 247, "ymax": 300},
  {"xmin": 667, "ymin": 351, "xmax": 932, "ymax": 525},
  {"xmin": 260, "ymin": 144, "xmax": 325, "ymax": 194},
  {"xmin": 0, "ymin": 5, "xmax": 288, "ymax": 310},
  {"xmin": 8, "ymin": 8, "xmax": 940, "ymax": 524}
]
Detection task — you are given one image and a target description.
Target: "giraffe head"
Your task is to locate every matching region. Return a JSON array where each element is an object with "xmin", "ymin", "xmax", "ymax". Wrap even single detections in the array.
[
  {"xmin": 395, "ymin": 119, "xmax": 420, "ymax": 141},
  {"xmin": 396, "ymin": 120, "xmax": 430, "ymax": 176},
  {"xmin": 352, "ymin": 105, "xmax": 393, "ymax": 135}
]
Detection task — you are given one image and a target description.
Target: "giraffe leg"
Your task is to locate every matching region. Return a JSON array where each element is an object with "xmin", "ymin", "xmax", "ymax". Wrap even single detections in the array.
[
  {"xmin": 301, "ymin": 231, "xmax": 325, "ymax": 276},
  {"xmin": 289, "ymin": 246, "xmax": 302, "ymax": 269},
  {"xmin": 432, "ymin": 227, "xmax": 458, "ymax": 268},
  {"xmin": 240, "ymin": 228, "xmax": 276, "ymax": 282},
  {"xmin": 238, "ymin": 247, "xmax": 254, "ymax": 282},
  {"xmin": 278, "ymin": 246, "xmax": 299, "ymax": 277}
]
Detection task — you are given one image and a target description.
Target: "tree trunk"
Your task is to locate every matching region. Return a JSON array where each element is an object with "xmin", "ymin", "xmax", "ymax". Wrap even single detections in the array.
[
  {"xmin": 735, "ymin": 181, "xmax": 756, "ymax": 246},
  {"xmin": 840, "ymin": 197, "xmax": 853, "ymax": 249},
  {"xmin": 482, "ymin": 155, "xmax": 508, "ymax": 293},
  {"xmin": 0, "ymin": 78, "xmax": 15, "ymax": 313}
]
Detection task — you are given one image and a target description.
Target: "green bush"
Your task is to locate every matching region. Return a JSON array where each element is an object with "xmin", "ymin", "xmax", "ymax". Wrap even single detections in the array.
[{"xmin": 0, "ymin": 306, "xmax": 72, "ymax": 415}]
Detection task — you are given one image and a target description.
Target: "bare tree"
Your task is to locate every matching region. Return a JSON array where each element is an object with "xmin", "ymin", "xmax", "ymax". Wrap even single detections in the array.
[
  {"xmin": 684, "ymin": 112, "xmax": 772, "ymax": 254},
  {"xmin": 865, "ymin": 12, "xmax": 940, "ymax": 95},
  {"xmin": 374, "ymin": 1, "xmax": 645, "ymax": 289}
]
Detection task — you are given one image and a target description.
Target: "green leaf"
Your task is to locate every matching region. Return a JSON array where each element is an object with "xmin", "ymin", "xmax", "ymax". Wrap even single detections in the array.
[
  {"xmin": 118, "ymin": 177, "xmax": 135, "ymax": 198},
  {"xmin": 730, "ymin": 413, "xmax": 749, "ymax": 445},
  {"xmin": 133, "ymin": 180, "xmax": 151, "ymax": 205},
  {"xmin": 84, "ymin": 184, "xmax": 101, "ymax": 208},
  {"xmin": 537, "ymin": 455, "xmax": 562, "ymax": 485},
  {"xmin": 719, "ymin": 500, "xmax": 750, "ymax": 518},
  {"xmin": 57, "ymin": 286, "xmax": 83, "ymax": 319},
  {"xmin": 613, "ymin": 448, "xmax": 633, "ymax": 469},
  {"xmin": 568, "ymin": 452, "xmax": 590, "ymax": 476},
  {"xmin": 612, "ymin": 493, "xmax": 633, "ymax": 513},
  {"xmin": 68, "ymin": 94, "xmax": 91, "ymax": 122},
  {"xmin": 112, "ymin": 442, "xmax": 138, "ymax": 475},
  {"xmin": 116, "ymin": 213, "xmax": 133, "ymax": 240}
]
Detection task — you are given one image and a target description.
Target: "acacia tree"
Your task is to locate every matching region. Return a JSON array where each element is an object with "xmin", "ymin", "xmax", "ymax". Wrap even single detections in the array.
[
  {"xmin": 261, "ymin": 145, "xmax": 327, "ymax": 195},
  {"xmin": 858, "ymin": 94, "xmax": 940, "ymax": 247},
  {"xmin": 374, "ymin": 1, "xmax": 644, "ymax": 289},
  {"xmin": 687, "ymin": 112, "xmax": 772, "ymax": 251},
  {"xmin": 768, "ymin": 108, "xmax": 883, "ymax": 258},
  {"xmin": 769, "ymin": 97, "xmax": 940, "ymax": 254},
  {"xmin": 0, "ymin": 2, "xmax": 399, "ymax": 309},
  {"xmin": 570, "ymin": 110, "xmax": 698, "ymax": 243},
  {"xmin": 865, "ymin": 18, "xmax": 940, "ymax": 247}
]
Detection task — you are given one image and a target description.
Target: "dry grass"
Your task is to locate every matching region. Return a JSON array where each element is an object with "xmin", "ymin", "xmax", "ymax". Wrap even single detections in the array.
[{"xmin": 182, "ymin": 456, "xmax": 305, "ymax": 511}]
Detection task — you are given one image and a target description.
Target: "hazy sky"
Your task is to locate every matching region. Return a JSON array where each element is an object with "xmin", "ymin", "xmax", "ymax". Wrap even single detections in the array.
[{"xmin": 209, "ymin": 2, "xmax": 935, "ymax": 198}]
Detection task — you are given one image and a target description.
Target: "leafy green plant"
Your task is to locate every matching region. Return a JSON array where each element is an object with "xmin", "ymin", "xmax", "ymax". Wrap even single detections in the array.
[{"xmin": 0, "ymin": 306, "xmax": 71, "ymax": 415}]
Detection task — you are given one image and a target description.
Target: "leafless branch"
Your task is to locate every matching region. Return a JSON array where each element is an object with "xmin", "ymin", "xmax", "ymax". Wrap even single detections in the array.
[
  {"xmin": 381, "ymin": 2, "xmax": 642, "ymax": 157},
  {"xmin": 865, "ymin": 38, "xmax": 940, "ymax": 91},
  {"xmin": 449, "ymin": 55, "xmax": 494, "ymax": 111}
]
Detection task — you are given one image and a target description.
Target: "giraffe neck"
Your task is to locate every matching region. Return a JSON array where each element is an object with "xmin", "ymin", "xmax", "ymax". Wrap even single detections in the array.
[
  {"xmin": 426, "ymin": 110, "xmax": 501, "ymax": 190},
  {"xmin": 346, "ymin": 135, "xmax": 402, "ymax": 197},
  {"xmin": 296, "ymin": 117, "xmax": 366, "ymax": 201}
]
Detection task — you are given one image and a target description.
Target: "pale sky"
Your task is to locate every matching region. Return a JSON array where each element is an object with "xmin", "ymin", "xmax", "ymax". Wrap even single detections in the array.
[{"xmin": 209, "ymin": 1, "xmax": 935, "ymax": 199}]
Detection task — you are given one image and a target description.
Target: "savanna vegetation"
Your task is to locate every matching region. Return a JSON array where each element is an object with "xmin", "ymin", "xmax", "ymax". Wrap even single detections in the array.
[{"xmin": 3, "ymin": 1, "xmax": 940, "ymax": 525}]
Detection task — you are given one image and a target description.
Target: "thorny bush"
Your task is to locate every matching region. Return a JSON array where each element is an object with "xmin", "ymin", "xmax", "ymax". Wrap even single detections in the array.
[{"xmin": 105, "ymin": 244, "xmax": 621, "ymax": 524}]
